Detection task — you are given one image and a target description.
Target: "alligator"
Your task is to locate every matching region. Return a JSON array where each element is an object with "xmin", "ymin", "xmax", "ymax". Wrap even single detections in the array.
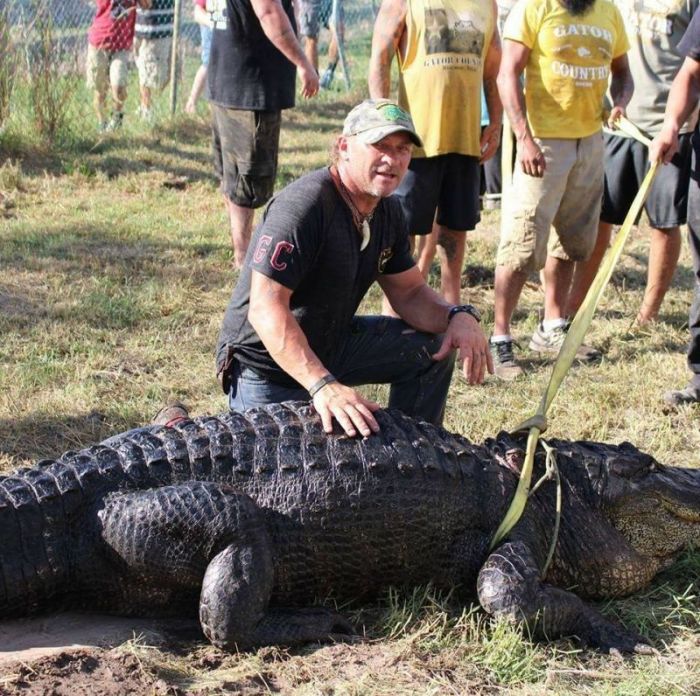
[{"xmin": 1, "ymin": 402, "xmax": 698, "ymax": 653}]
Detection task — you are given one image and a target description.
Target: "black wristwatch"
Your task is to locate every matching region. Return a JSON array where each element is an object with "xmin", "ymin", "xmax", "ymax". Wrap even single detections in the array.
[{"xmin": 447, "ymin": 304, "xmax": 481, "ymax": 324}]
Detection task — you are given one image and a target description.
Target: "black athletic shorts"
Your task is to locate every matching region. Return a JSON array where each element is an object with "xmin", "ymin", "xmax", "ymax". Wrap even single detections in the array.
[
  {"xmin": 601, "ymin": 131, "xmax": 693, "ymax": 228},
  {"xmin": 211, "ymin": 104, "xmax": 281, "ymax": 208},
  {"xmin": 395, "ymin": 153, "xmax": 481, "ymax": 235}
]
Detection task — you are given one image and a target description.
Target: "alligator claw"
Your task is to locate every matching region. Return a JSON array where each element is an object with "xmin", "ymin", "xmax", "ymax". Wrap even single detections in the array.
[{"xmin": 585, "ymin": 617, "xmax": 653, "ymax": 655}]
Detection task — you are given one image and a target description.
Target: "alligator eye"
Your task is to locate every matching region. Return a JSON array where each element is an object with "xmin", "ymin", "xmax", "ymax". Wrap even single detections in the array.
[{"xmin": 608, "ymin": 456, "xmax": 649, "ymax": 480}]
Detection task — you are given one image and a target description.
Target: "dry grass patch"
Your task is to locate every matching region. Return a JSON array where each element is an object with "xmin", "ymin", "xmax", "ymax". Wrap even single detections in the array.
[{"xmin": 1, "ymin": 101, "xmax": 699, "ymax": 692}]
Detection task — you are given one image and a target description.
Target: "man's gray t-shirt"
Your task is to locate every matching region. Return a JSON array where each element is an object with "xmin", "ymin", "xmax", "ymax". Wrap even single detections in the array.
[
  {"xmin": 217, "ymin": 168, "xmax": 415, "ymax": 388},
  {"xmin": 611, "ymin": 0, "xmax": 699, "ymax": 136}
]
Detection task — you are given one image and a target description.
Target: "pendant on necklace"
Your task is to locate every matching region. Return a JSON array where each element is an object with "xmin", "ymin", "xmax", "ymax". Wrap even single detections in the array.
[{"xmin": 360, "ymin": 218, "xmax": 371, "ymax": 251}]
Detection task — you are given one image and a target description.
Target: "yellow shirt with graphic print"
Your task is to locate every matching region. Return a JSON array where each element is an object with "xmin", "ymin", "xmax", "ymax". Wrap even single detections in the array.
[
  {"xmin": 397, "ymin": 0, "xmax": 496, "ymax": 158},
  {"xmin": 503, "ymin": 0, "xmax": 629, "ymax": 139}
]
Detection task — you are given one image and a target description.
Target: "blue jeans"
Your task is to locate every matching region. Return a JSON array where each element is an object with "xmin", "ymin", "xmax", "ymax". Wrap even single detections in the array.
[
  {"xmin": 228, "ymin": 316, "xmax": 456, "ymax": 425},
  {"xmin": 686, "ymin": 131, "xmax": 700, "ymax": 387}
]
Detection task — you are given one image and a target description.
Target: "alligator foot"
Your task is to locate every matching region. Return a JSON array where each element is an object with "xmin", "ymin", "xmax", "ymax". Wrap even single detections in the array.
[
  {"xmin": 208, "ymin": 607, "xmax": 357, "ymax": 651},
  {"xmin": 477, "ymin": 540, "xmax": 655, "ymax": 654},
  {"xmin": 577, "ymin": 611, "xmax": 653, "ymax": 655}
]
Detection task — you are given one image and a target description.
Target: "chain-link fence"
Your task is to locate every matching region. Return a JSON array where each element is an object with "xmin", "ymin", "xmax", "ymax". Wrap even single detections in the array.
[{"xmin": 0, "ymin": 0, "xmax": 378, "ymax": 145}]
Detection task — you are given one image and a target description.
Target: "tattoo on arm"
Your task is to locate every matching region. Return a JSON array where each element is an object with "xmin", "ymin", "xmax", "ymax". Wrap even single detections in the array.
[
  {"xmin": 368, "ymin": 0, "xmax": 407, "ymax": 98},
  {"xmin": 500, "ymin": 80, "xmax": 530, "ymax": 139},
  {"xmin": 483, "ymin": 77, "xmax": 503, "ymax": 127},
  {"xmin": 497, "ymin": 42, "xmax": 532, "ymax": 140},
  {"xmin": 483, "ymin": 21, "xmax": 503, "ymax": 126}
]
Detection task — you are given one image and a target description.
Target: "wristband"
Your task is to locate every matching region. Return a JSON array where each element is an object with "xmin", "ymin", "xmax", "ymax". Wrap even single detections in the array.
[
  {"xmin": 308, "ymin": 374, "xmax": 337, "ymax": 397},
  {"xmin": 447, "ymin": 303, "xmax": 481, "ymax": 324}
]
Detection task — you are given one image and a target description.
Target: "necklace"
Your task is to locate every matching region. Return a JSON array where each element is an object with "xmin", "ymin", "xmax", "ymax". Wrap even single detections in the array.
[{"xmin": 330, "ymin": 167, "xmax": 376, "ymax": 251}]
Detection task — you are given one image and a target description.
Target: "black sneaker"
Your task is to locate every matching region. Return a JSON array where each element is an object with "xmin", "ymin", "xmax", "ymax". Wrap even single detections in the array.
[
  {"xmin": 490, "ymin": 338, "xmax": 524, "ymax": 380},
  {"xmin": 663, "ymin": 385, "xmax": 700, "ymax": 407},
  {"xmin": 105, "ymin": 111, "xmax": 124, "ymax": 132}
]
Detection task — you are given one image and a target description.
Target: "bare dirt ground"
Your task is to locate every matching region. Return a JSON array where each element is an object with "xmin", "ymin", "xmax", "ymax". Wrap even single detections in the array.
[{"xmin": 0, "ymin": 614, "xmax": 198, "ymax": 695}]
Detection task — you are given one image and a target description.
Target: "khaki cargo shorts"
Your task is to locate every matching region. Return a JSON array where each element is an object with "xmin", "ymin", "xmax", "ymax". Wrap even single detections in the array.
[
  {"xmin": 134, "ymin": 36, "xmax": 172, "ymax": 89},
  {"xmin": 86, "ymin": 44, "xmax": 129, "ymax": 92},
  {"xmin": 497, "ymin": 132, "xmax": 604, "ymax": 273}
]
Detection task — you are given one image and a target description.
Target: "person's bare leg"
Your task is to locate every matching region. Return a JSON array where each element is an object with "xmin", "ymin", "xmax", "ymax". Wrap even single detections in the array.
[
  {"xmin": 566, "ymin": 221, "xmax": 612, "ymax": 316},
  {"xmin": 493, "ymin": 265, "xmax": 529, "ymax": 336},
  {"xmin": 186, "ymin": 65, "xmax": 208, "ymax": 114},
  {"xmin": 112, "ymin": 84, "xmax": 127, "ymax": 114},
  {"xmin": 225, "ymin": 196, "xmax": 255, "ymax": 269},
  {"xmin": 304, "ymin": 36, "xmax": 319, "ymax": 72},
  {"xmin": 93, "ymin": 89, "xmax": 107, "ymax": 125},
  {"xmin": 327, "ymin": 34, "xmax": 338, "ymax": 65},
  {"xmin": 435, "ymin": 225, "xmax": 466, "ymax": 305},
  {"xmin": 416, "ymin": 227, "xmax": 438, "ymax": 280},
  {"xmin": 542, "ymin": 255, "xmax": 575, "ymax": 321},
  {"xmin": 140, "ymin": 84, "xmax": 152, "ymax": 110},
  {"xmin": 637, "ymin": 225, "xmax": 682, "ymax": 324}
]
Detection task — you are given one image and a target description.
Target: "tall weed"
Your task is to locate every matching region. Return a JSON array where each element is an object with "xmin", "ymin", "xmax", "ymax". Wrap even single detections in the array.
[
  {"xmin": 0, "ymin": 6, "xmax": 17, "ymax": 131},
  {"xmin": 23, "ymin": 5, "xmax": 79, "ymax": 142}
]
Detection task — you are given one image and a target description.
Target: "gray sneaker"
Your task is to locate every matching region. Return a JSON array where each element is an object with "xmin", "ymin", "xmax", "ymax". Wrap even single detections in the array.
[
  {"xmin": 153, "ymin": 402, "xmax": 190, "ymax": 427},
  {"xmin": 320, "ymin": 63, "xmax": 337, "ymax": 89},
  {"xmin": 529, "ymin": 322, "xmax": 601, "ymax": 363},
  {"xmin": 490, "ymin": 338, "xmax": 524, "ymax": 380},
  {"xmin": 663, "ymin": 385, "xmax": 700, "ymax": 407}
]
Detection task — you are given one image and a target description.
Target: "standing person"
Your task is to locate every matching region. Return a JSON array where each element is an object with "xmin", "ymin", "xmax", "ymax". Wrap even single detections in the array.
[
  {"xmin": 133, "ymin": 0, "xmax": 176, "ymax": 121},
  {"xmin": 207, "ymin": 0, "xmax": 319, "ymax": 269},
  {"xmin": 567, "ymin": 0, "xmax": 700, "ymax": 325},
  {"xmin": 491, "ymin": 0, "xmax": 633, "ymax": 380},
  {"xmin": 650, "ymin": 10, "xmax": 700, "ymax": 406},
  {"xmin": 297, "ymin": 0, "xmax": 345, "ymax": 89},
  {"xmin": 87, "ymin": 0, "xmax": 150, "ymax": 131},
  {"xmin": 368, "ymin": 0, "xmax": 503, "ymax": 307},
  {"xmin": 483, "ymin": 0, "xmax": 519, "ymax": 208},
  {"xmin": 185, "ymin": 0, "xmax": 213, "ymax": 114},
  {"xmin": 216, "ymin": 99, "xmax": 493, "ymax": 436}
]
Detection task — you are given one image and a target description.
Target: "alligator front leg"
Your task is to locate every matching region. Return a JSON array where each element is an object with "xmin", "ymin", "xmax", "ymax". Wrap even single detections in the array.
[
  {"xmin": 99, "ymin": 482, "xmax": 355, "ymax": 650},
  {"xmin": 199, "ymin": 543, "xmax": 354, "ymax": 650},
  {"xmin": 476, "ymin": 541, "xmax": 651, "ymax": 654}
]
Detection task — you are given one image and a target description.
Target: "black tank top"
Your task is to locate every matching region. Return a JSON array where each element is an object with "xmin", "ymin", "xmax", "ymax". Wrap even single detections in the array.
[{"xmin": 208, "ymin": 0, "xmax": 297, "ymax": 111}]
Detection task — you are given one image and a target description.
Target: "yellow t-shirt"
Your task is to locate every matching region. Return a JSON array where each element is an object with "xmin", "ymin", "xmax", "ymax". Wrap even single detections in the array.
[
  {"xmin": 398, "ymin": 0, "xmax": 496, "ymax": 158},
  {"xmin": 503, "ymin": 0, "xmax": 629, "ymax": 138}
]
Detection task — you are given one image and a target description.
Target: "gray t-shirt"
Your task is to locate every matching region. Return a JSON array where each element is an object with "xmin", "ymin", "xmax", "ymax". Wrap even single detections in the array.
[
  {"xmin": 611, "ymin": 0, "xmax": 699, "ymax": 136},
  {"xmin": 216, "ymin": 168, "xmax": 415, "ymax": 388}
]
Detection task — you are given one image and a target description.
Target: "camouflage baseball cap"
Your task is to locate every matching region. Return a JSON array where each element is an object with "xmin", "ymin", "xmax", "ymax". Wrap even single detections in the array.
[{"xmin": 343, "ymin": 99, "xmax": 423, "ymax": 148}]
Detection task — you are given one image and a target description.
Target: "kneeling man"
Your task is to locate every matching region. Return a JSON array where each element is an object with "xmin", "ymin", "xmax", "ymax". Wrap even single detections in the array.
[{"xmin": 216, "ymin": 99, "xmax": 492, "ymax": 437}]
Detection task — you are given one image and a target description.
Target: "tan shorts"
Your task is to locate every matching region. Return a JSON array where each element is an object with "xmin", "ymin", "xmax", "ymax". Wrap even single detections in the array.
[
  {"xmin": 497, "ymin": 133, "xmax": 604, "ymax": 273},
  {"xmin": 86, "ymin": 44, "xmax": 129, "ymax": 92},
  {"xmin": 134, "ymin": 36, "xmax": 171, "ymax": 89}
]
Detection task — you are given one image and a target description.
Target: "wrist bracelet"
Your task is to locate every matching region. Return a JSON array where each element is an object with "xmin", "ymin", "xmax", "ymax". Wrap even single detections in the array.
[{"xmin": 308, "ymin": 374, "xmax": 337, "ymax": 397}]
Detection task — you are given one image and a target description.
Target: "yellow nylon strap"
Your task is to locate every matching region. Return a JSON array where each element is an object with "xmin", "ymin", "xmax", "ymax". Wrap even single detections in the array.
[
  {"xmin": 614, "ymin": 115, "xmax": 652, "ymax": 147},
  {"xmin": 489, "ymin": 143, "xmax": 660, "ymax": 550}
]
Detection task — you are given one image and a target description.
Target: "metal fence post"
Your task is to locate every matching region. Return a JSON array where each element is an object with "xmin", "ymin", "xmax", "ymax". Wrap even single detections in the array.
[{"xmin": 169, "ymin": 0, "xmax": 183, "ymax": 116}]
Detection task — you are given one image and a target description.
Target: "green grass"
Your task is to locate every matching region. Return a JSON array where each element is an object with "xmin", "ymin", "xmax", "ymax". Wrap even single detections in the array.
[{"xmin": 1, "ymin": 52, "xmax": 700, "ymax": 694}]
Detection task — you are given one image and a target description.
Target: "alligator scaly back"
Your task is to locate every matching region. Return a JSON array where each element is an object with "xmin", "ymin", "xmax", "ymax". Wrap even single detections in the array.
[{"xmin": 3, "ymin": 402, "xmax": 697, "ymax": 652}]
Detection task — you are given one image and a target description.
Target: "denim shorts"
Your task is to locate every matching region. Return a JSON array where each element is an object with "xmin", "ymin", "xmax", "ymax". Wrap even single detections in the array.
[{"xmin": 200, "ymin": 25, "xmax": 212, "ymax": 66}]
